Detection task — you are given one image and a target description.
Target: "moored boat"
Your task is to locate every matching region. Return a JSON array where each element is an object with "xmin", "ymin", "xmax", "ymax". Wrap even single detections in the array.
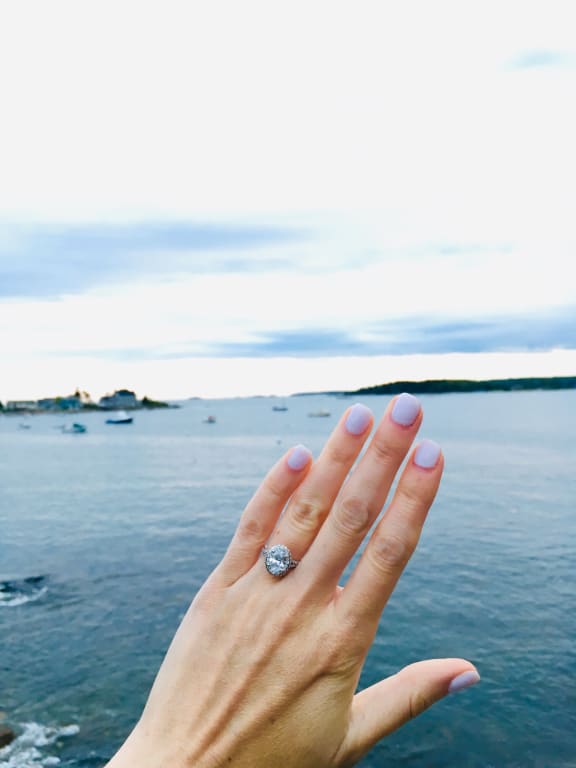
[
  {"xmin": 62, "ymin": 423, "xmax": 87, "ymax": 434},
  {"xmin": 106, "ymin": 410, "xmax": 133, "ymax": 424}
]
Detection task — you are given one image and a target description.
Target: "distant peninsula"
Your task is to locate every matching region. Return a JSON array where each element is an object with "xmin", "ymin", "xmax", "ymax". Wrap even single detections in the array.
[
  {"xmin": 0, "ymin": 388, "xmax": 177, "ymax": 414},
  {"xmin": 301, "ymin": 376, "xmax": 576, "ymax": 397}
]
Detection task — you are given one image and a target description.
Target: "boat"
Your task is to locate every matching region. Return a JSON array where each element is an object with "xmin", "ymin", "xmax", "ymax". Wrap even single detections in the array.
[
  {"xmin": 62, "ymin": 423, "xmax": 87, "ymax": 434},
  {"xmin": 307, "ymin": 409, "xmax": 331, "ymax": 418},
  {"xmin": 203, "ymin": 415, "xmax": 217, "ymax": 424},
  {"xmin": 272, "ymin": 400, "xmax": 288, "ymax": 411},
  {"xmin": 18, "ymin": 423, "xmax": 32, "ymax": 430},
  {"xmin": 105, "ymin": 410, "xmax": 133, "ymax": 424}
]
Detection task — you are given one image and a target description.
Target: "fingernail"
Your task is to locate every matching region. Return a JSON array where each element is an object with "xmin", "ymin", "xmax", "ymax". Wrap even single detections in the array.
[
  {"xmin": 414, "ymin": 439, "xmax": 441, "ymax": 468},
  {"xmin": 391, "ymin": 393, "xmax": 421, "ymax": 426},
  {"xmin": 448, "ymin": 670, "xmax": 480, "ymax": 694},
  {"xmin": 345, "ymin": 403, "xmax": 373, "ymax": 435},
  {"xmin": 287, "ymin": 444, "xmax": 312, "ymax": 471}
]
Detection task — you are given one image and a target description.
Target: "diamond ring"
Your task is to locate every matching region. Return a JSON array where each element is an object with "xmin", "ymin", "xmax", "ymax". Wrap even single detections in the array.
[{"xmin": 262, "ymin": 544, "xmax": 299, "ymax": 577}]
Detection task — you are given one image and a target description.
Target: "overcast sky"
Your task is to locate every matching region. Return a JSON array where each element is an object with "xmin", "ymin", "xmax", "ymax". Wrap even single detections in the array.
[{"xmin": 1, "ymin": 1, "xmax": 575, "ymax": 400}]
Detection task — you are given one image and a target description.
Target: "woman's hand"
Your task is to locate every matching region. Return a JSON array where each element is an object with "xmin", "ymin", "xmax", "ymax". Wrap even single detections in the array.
[{"xmin": 108, "ymin": 395, "xmax": 479, "ymax": 768}]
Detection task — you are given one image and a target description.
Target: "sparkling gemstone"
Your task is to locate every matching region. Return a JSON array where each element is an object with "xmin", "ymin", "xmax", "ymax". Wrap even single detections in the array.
[{"xmin": 265, "ymin": 544, "xmax": 292, "ymax": 576}]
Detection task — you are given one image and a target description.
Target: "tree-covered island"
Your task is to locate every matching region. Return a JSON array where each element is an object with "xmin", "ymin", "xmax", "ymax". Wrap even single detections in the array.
[{"xmin": 319, "ymin": 376, "xmax": 576, "ymax": 397}]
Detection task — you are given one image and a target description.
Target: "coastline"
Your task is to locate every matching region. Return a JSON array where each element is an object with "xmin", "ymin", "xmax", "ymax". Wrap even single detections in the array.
[
  {"xmin": 2, "ymin": 376, "xmax": 575, "ymax": 411},
  {"xmin": 295, "ymin": 375, "xmax": 576, "ymax": 397}
]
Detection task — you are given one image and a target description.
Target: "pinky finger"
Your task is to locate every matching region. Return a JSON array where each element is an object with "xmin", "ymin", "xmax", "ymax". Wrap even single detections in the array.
[{"xmin": 214, "ymin": 444, "xmax": 312, "ymax": 586}]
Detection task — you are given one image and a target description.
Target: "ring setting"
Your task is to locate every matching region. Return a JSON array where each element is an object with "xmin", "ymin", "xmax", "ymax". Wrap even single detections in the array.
[{"xmin": 262, "ymin": 544, "xmax": 299, "ymax": 577}]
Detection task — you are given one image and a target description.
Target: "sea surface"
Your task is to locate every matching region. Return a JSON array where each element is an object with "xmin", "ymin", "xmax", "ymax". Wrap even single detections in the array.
[{"xmin": 1, "ymin": 391, "xmax": 575, "ymax": 767}]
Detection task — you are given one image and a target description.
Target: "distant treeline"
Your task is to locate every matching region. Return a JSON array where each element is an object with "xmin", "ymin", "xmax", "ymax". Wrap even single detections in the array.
[{"xmin": 340, "ymin": 376, "xmax": 576, "ymax": 396}]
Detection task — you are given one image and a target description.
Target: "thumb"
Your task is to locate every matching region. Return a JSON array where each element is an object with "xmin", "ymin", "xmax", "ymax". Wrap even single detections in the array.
[{"xmin": 338, "ymin": 659, "xmax": 480, "ymax": 767}]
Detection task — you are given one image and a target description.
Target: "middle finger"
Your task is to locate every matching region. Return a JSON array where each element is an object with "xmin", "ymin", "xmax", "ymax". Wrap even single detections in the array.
[{"xmin": 263, "ymin": 403, "xmax": 374, "ymax": 565}]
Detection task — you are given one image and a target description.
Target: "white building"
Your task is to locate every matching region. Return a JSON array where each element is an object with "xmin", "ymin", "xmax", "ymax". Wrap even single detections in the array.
[
  {"xmin": 5, "ymin": 400, "xmax": 39, "ymax": 411},
  {"xmin": 99, "ymin": 389, "xmax": 138, "ymax": 410}
]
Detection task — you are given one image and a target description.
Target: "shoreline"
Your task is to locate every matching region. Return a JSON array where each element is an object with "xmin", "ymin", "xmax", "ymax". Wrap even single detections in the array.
[
  {"xmin": 2, "ymin": 376, "xmax": 575, "ymax": 410},
  {"xmin": 294, "ymin": 375, "xmax": 576, "ymax": 397},
  {"xmin": 0, "ymin": 403, "xmax": 179, "ymax": 416}
]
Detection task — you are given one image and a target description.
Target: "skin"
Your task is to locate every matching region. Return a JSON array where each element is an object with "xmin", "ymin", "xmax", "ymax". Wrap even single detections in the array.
[{"xmin": 107, "ymin": 396, "xmax": 478, "ymax": 768}]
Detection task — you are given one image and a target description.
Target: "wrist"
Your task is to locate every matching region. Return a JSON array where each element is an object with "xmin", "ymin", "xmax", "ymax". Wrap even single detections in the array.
[
  {"xmin": 105, "ymin": 726, "xmax": 160, "ymax": 768},
  {"xmin": 104, "ymin": 724, "xmax": 218, "ymax": 768}
]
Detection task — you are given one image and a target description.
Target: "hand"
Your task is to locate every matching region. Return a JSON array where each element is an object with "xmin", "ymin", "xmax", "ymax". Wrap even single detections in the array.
[{"xmin": 107, "ymin": 395, "xmax": 479, "ymax": 768}]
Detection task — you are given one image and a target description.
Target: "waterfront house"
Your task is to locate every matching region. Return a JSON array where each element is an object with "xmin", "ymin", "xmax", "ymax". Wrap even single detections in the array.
[
  {"xmin": 5, "ymin": 400, "xmax": 39, "ymax": 412},
  {"xmin": 37, "ymin": 395, "xmax": 82, "ymax": 411},
  {"xmin": 99, "ymin": 389, "xmax": 138, "ymax": 410}
]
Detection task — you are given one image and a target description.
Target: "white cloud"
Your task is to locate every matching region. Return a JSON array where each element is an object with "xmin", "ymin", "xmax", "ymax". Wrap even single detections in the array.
[{"xmin": 1, "ymin": 1, "xmax": 575, "ymax": 397}]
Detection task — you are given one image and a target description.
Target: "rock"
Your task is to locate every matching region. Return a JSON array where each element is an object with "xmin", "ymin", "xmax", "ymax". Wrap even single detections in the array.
[{"xmin": 0, "ymin": 724, "xmax": 16, "ymax": 748}]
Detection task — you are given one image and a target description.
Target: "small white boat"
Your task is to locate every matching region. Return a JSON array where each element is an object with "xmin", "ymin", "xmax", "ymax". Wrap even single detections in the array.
[
  {"xmin": 308, "ymin": 409, "xmax": 331, "ymax": 418},
  {"xmin": 203, "ymin": 415, "xmax": 217, "ymax": 424},
  {"xmin": 106, "ymin": 410, "xmax": 133, "ymax": 424},
  {"xmin": 62, "ymin": 423, "xmax": 87, "ymax": 434}
]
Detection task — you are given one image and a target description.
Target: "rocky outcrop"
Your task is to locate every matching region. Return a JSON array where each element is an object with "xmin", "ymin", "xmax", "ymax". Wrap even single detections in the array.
[{"xmin": 0, "ymin": 724, "xmax": 16, "ymax": 748}]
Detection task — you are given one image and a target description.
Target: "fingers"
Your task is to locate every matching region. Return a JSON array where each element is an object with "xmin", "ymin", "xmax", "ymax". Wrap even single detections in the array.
[
  {"xmin": 303, "ymin": 393, "xmax": 423, "ymax": 586},
  {"xmin": 214, "ymin": 444, "xmax": 312, "ymax": 586},
  {"xmin": 338, "ymin": 439, "xmax": 443, "ymax": 631},
  {"xmin": 337, "ymin": 659, "xmax": 480, "ymax": 766},
  {"xmin": 264, "ymin": 403, "xmax": 374, "ymax": 565}
]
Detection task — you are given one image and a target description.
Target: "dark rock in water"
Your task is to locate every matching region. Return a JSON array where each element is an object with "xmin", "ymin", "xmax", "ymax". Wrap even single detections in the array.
[
  {"xmin": 0, "ymin": 575, "xmax": 47, "ymax": 594},
  {"xmin": 0, "ymin": 724, "xmax": 16, "ymax": 748},
  {"xmin": 0, "ymin": 575, "xmax": 48, "ymax": 607}
]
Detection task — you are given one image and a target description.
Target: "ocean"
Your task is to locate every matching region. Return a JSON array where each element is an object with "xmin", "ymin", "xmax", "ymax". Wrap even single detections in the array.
[{"xmin": 1, "ymin": 391, "xmax": 575, "ymax": 767}]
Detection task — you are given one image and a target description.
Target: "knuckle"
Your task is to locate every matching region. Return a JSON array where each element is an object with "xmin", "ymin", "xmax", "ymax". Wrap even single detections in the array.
[
  {"xmin": 370, "ymin": 435, "xmax": 403, "ymax": 466},
  {"xmin": 263, "ymin": 475, "xmax": 288, "ymax": 504},
  {"xmin": 289, "ymin": 497, "xmax": 326, "ymax": 534},
  {"xmin": 396, "ymin": 481, "xmax": 426, "ymax": 513},
  {"xmin": 409, "ymin": 688, "xmax": 433, "ymax": 720},
  {"xmin": 333, "ymin": 612, "xmax": 366, "ymax": 661},
  {"xmin": 369, "ymin": 531, "xmax": 415, "ymax": 574},
  {"xmin": 326, "ymin": 441, "xmax": 354, "ymax": 467},
  {"xmin": 334, "ymin": 495, "xmax": 372, "ymax": 536},
  {"xmin": 237, "ymin": 515, "xmax": 264, "ymax": 543},
  {"xmin": 314, "ymin": 629, "xmax": 343, "ymax": 668}
]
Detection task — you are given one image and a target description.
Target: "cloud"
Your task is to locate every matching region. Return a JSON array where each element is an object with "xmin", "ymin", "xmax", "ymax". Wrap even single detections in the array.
[
  {"xmin": 0, "ymin": 221, "xmax": 304, "ymax": 299},
  {"xmin": 508, "ymin": 49, "xmax": 575, "ymax": 70},
  {"xmin": 54, "ymin": 306, "xmax": 576, "ymax": 360}
]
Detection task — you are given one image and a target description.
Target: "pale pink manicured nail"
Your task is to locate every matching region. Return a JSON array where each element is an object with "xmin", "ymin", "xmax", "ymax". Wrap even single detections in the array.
[
  {"xmin": 391, "ymin": 392, "xmax": 421, "ymax": 426},
  {"xmin": 448, "ymin": 670, "xmax": 480, "ymax": 694},
  {"xmin": 287, "ymin": 444, "xmax": 312, "ymax": 471},
  {"xmin": 345, "ymin": 403, "xmax": 373, "ymax": 435},
  {"xmin": 414, "ymin": 439, "xmax": 441, "ymax": 468}
]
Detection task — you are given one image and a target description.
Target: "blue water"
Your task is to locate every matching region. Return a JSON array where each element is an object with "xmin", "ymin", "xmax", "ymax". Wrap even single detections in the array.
[{"xmin": 1, "ymin": 391, "xmax": 575, "ymax": 767}]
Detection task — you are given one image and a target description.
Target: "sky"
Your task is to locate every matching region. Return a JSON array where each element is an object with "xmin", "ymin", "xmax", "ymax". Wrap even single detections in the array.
[{"xmin": 1, "ymin": 0, "xmax": 575, "ymax": 400}]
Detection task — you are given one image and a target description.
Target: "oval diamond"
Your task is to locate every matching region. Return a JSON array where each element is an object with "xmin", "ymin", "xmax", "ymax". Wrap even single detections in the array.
[{"xmin": 265, "ymin": 544, "xmax": 292, "ymax": 577}]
